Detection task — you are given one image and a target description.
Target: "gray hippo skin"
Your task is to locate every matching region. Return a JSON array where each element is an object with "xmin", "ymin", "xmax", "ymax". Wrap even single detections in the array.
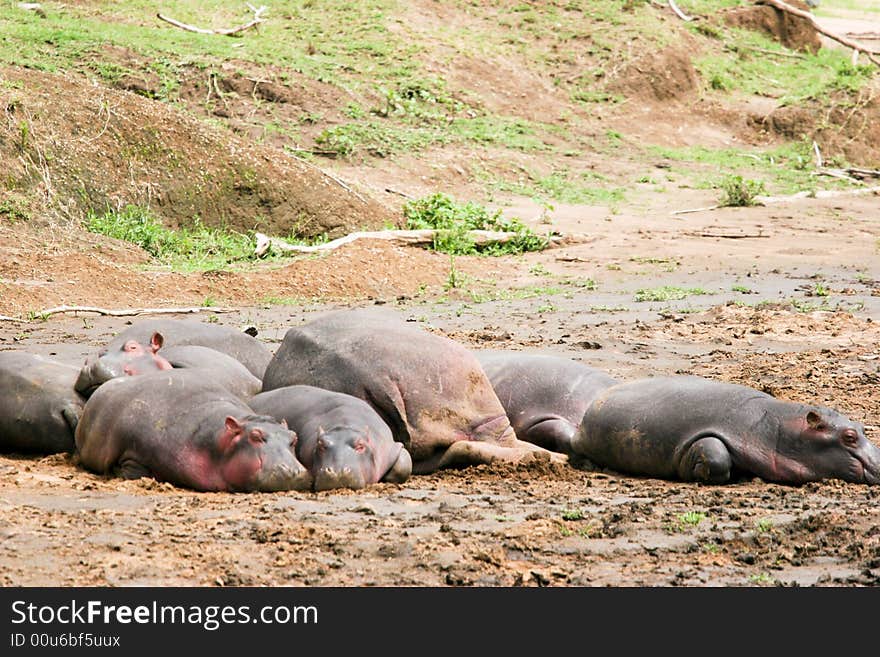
[
  {"xmin": 572, "ymin": 375, "xmax": 880, "ymax": 486},
  {"xmin": 475, "ymin": 351, "xmax": 618, "ymax": 455},
  {"xmin": 75, "ymin": 370, "xmax": 312, "ymax": 492},
  {"xmin": 159, "ymin": 345, "xmax": 261, "ymax": 401},
  {"xmin": 75, "ymin": 332, "xmax": 172, "ymax": 397},
  {"xmin": 0, "ymin": 352, "xmax": 85, "ymax": 453},
  {"xmin": 76, "ymin": 333, "xmax": 261, "ymax": 401},
  {"xmin": 80, "ymin": 318, "xmax": 272, "ymax": 384},
  {"xmin": 249, "ymin": 385, "xmax": 412, "ymax": 490},
  {"xmin": 261, "ymin": 308, "xmax": 564, "ymax": 474}
]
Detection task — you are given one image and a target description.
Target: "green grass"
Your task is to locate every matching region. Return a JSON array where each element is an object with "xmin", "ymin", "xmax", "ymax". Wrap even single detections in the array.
[
  {"xmin": 693, "ymin": 24, "xmax": 875, "ymax": 104},
  {"xmin": 634, "ymin": 285, "xmax": 711, "ymax": 302},
  {"xmin": 561, "ymin": 509, "xmax": 585, "ymax": 521},
  {"xmin": 492, "ymin": 168, "xmax": 628, "ymax": 206},
  {"xmin": 86, "ymin": 204, "xmax": 256, "ymax": 270},
  {"xmin": 646, "ymin": 142, "xmax": 848, "ymax": 196},
  {"xmin": 403, "ymin": 192, "xmax": 547, "ymax": 255},
  {"xmin": 719, "ymin": 175, "xmax": 765, "ymax": 207}
]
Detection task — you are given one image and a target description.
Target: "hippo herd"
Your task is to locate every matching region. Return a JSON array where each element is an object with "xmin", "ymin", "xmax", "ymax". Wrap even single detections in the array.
[{"xmin": 1, "ymin": 307, "xmax": 878, "ymax": 492}]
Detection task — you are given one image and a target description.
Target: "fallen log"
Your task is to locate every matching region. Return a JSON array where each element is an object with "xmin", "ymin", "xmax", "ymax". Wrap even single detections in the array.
[{"xmin": 254, "ymin": 229, "xmax": 576, "ymax": 257}]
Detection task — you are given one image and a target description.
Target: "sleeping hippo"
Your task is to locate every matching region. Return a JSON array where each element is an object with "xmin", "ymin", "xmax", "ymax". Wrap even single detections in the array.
[
  {"xmin": 475, "ymin": 351, "xmax": 618, "ymax": 454},
  {"xmin": 75, "ymin": 335, "xmax": 261, "ymax": 401},
  {"xmin": 572, "ymin": 375, "xmax": 880, "ymax": 486},
  {"xmin": 74, "ymin": 332, "xmax": 172, "ymax": 396},
  {"xmin": 78, "ymin": 319, "xmax": 272, "ymax": 388},
  {"xmin": 261, "ymin": 308, "xmax": 564, "ymax": 474},
  {"xmin": 0, "ymin": 352, "xmax": 85, "ymax": 453},
  {"xmin": 75, "ymin": 370, "xmax": 311, "ymax": 492},
  {"xmin": 249, "ymin": 385, "xmax": 411, "ymax": 490}
]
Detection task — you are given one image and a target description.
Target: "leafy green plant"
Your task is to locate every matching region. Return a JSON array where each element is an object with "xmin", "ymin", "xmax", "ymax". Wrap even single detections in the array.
[
  {"xmin": 403, "ymin": 192, "xmax": 548, "ymax": 256},
  {"xmin": 86, "ymin": 205, "xmax": 254, "ymax": 270},
  {"xmin": 719, "ymin": 175, "xmax": 765, "ymax": 207},
  {"xmin": 561, "ymin": 509, "xmax": 584, "ymax": 521},
  {"xmin": 634, "ymin": 286, "xmax": 710, "ymax": 302}
]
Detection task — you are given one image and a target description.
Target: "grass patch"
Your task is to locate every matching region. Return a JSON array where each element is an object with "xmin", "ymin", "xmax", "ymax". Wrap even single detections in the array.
[
  {"xmin": 634, "ymin": 285, "xmax": 711, "ymax": 302},
  {"xmin": 719, "ymin": 174, "xmax": 765, "ymax": 207},
  {"xmin": 403, "ymin": 192, "xmax": 547, "ymax": 255},
  {"xmin": 86, "ymin": 204, "xmax": 255, "ymax": 270}
]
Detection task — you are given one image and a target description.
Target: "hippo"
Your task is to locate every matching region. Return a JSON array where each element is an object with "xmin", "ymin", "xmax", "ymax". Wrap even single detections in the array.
[
  {"xmin": 475, "ymin": 351, "xmax": 618, "ymax": 455},
  {"xmin": 571, "ymin": 375, "xmax": 880, "ymax": 486},
  {"xmin": 79, "ymin": 318, "xmax": 272, "ymax": 384},
  {"xmin": 0, "ymin": 352, "xmax": 85, "ymax": 453},
  {"xmin": 74, "ymin": 332, "xmax": 172, "ymax": 396},
  {"xmin": 261, "ymin": 308, "xmax": 564, "ymax": 474},
  {"xmin": 249, "ymin": 385, "xmax": 412, "ymax": 490},
  {"xmin": 75, "ymin": 333, "xmax": 262, "ymax": 401},
  {"xmin": 75, "ymin": 370, "xmax": 312, "ymax": 492}
]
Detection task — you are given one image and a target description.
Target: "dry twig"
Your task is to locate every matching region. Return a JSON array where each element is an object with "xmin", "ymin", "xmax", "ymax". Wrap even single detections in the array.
[
  {"xmin": 254, "ymin": 230, "xmax": 576, "ymax": 257},
  {"xmin": 157, "ymin": 4, "xmax": 267, "ymax": 36},
  {"xmin": 0, "ymin": 306, "xmax": 236, "ymax": 321}
]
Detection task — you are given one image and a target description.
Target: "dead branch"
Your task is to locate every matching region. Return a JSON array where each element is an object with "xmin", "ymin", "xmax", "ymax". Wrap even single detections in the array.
[
  {"xmin": 670, "ymin": 204, "xmax": 721, "ymax": 216},
  {"xmin": 254, "ymin": 230, "xmax": 577, "ymax": 257},
  {"xmin": 5, "ymin": 306, "xmax": 236, "ymax": 321},
  {"xmin": 157, "ymin": 4, "xmax": 267, "ymax": 36},
  {"xmin": 844, "ymin": 166, "xmax": 880, "ymax": 179},
  {"xmin": 812, "ymin": 168, "xmax": 862, "ymax": 184},
  {"xmin": 686, "ymin": 230, "xmax": 769, "ymax": 239},
  {"xmin": 812, "ymin": 140, "xmax": 823, "ymax": 168},
  {"xmin": 668, "ymin": 0, "xmax": 693, "ymax": 22},
  {"xmin": 754, "ymin": 185, "xmax": 880, "ymax": 204},
  {"xmin": 757, "ymin": 0, "xmax": 880, "ymax": 66}
]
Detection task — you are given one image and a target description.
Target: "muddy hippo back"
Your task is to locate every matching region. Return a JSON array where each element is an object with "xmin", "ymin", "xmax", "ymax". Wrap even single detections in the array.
[
  {"xmin": 261, "ymin": 308, "xmax": 561, "ymax": 473},
  {"xmin": 573, "ymin": 375, "xmax": 880, "ymax": 486},
  {"xmin": 0, "ymin": 352, "xmax": 84, "ymax": 453},
  {"xmin": 95, "ymin": 319, "xmax": 272, "ymax": 379},
  {"xmin": 75, "ymin": 370, "xmax": 311, "ymax": 492},
  {"xmin": 475, "ymin": 351, "xmax": 618, "ymax": 454}
]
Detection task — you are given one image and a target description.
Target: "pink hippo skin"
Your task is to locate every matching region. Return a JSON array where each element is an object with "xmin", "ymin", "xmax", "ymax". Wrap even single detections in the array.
[{"xmin": 75, "ymin": 370, "xmax": 311, "ymax": 492}]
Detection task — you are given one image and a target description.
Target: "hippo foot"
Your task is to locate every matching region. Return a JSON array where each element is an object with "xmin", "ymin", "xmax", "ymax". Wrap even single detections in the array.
[
  {"xmin": 436, "ymin": 439, "xmax": 568, "ymax": 470},
  {"xmin": 678, "ymin": 436, "xmax": 732, "ymax": 484}
]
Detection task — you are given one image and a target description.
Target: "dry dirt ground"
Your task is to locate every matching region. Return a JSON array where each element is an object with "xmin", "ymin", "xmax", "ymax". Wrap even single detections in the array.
[
  {"xmin": 1, "ymin": 188, "xmax": 879, "ymax": 588},
  {"xmin": 1, "ymin": 1, "xmax": 880, "ymax": 588}
]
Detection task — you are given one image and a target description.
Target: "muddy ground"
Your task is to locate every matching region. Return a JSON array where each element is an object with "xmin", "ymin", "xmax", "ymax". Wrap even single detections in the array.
[{"xmin": 2, "ymin": 190, "xmax": 879, "ymax": 587}]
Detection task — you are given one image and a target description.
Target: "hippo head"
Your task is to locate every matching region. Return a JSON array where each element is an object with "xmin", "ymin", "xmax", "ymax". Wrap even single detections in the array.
[
  {"xmin": 311, "ymin": 426, "xmax": 412, "ymax": 491},
  {"xmin": 311, "ymin": 425, "xmax": 412, "ymax": 492},
  {"xmin": 776, "ymin": 407, "xmax": 880, "ymax": 485},
  {"xmin": 216, "ymin": 415, "xmax": 312, "ymax": 492},
  {"xmin": 75, "ymin": 332, "xmax": 173, "ymax": 397}
]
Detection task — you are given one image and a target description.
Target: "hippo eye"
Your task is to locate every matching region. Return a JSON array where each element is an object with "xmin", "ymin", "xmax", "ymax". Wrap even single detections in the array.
[
  {"xmin": 841, "ymin": 429, "xmax": 859, "ymax": 447},
  {"xmin": 249, "ymin": 429, "xmax": 266, "ymax": 444}
]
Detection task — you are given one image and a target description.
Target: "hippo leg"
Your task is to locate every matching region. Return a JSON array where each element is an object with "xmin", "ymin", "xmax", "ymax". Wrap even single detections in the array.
[
  {"xmin": 118, "ymin": 457, "xmax": 152, "ymax": 480},
  {"xmin": 381, "ymin": 448, "xmax": 413, "ymax": 484},
  {"xmin": 436, "ymin": 440, "xmax": 568, "ymax": 471},
  {"xmin": 677, "ymin": 437, "xmax": 731, "ymax": 484},
  {"xmin": 522, "ymin": 418, "xmax": 577, "ymax": 454}
]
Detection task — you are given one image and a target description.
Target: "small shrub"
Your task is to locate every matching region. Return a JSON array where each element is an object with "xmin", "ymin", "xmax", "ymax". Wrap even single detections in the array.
[
  {"xmin": 403, "ymin": 192, "xmax": 548, "ymax": 256},
  {"xmin": 720, "ymin": 175, "xmax": 765, "ymax": 207}
]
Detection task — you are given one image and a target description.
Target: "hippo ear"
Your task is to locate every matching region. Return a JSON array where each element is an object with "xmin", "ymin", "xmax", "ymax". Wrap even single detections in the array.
[
  {"xmin": 806, "ymin": 410, "xmax": 823, "ymax": 429},
  {"xmin": 381, "ymin": 445, "xmax": 412, "ymax": 484},
  {"xmin": 280, "ymin": 418, "xmax": 288, "ymax": 429},
  {"xmin": 219, "ymin": 416, "xmax": 245, "ymax": 453},
  {"xmin": 150, "ymin": 332, "xmax": 165, "ymax": 353}
]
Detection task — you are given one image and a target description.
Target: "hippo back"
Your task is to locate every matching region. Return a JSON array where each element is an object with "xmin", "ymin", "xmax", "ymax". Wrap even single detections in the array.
[{"xmin": 99, "ymin": 319, "xmax": 272, "ymax": 379}]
